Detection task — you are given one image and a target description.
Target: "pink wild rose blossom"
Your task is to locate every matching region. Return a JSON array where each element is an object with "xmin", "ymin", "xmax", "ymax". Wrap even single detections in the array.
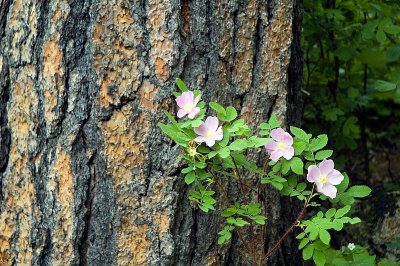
[
  {"xmin": 307, "ymin": 159, "xmax": 344, "ymax": 199},
  {"xmin": 175, "ymin": 91, "xmax": 201, "ymax": 119},
  {"xmin": 264, "ymin": 128, "xmax": 294, "ymax": 162},
  {"xmin": 194, "ymin": 116, "xmax": 223, "ymax": 147}
]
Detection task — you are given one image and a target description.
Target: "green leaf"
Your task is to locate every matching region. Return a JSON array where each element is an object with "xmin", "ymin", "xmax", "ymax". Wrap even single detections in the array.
[
  {"xmin": 184, "ymin": 172, "xmax": 196, "ymax": 184},
  {"xmin": 313, "ymin": 250, "xmax": 326, "ymax": 266},
  {"xmin": 337, "ymin": 172, "xmax": 349, "ymax": 193},
  {"xmin": 296, "ymin": 232, "xmax": 306, "ymax": 239},
  {"xmin": 225, "ymin": 106, "xmax": 238, "ymax": 121},
  {"xmin": 290, "ymin": 157, "xmax": 304, "ymax": 175},
  {"xmin": 384, "ymin": 25, "xmax": 400, "ymax": 34},
  {"xmin": 299, "ymin": 238, "xmax": 310, "ymax": 249},
  {"xmin": 349, "ymin": 217, "xmax": 361, "ymax": 224},
  {"xmin": 218, "ymin": 147, "xmax": 231, "ymax": 158},
  {"xmin": 325, "ymin": 208, "xmax": 336, "ymax": 219},
  {"xmin": 163, "ymin": 110, "xmax": 180, "ymax": 127},
  {"xmin": 209, "ymin": 102, "xmax": 226, "ymax": 116},
  {"xmin": 335, "ymin": 205, "xmax": 351, "ymax": 218},
  {"xmin": 296, "ymin": 182, "xmax": 307, "ymax": 192},
  {"xmin": 253, "ymin": 215, "xmax": 267, "ymax": 225},
  {"xmin": 376, "ymin": 29, "xmax": 387, "ymax": 43},
  {"xmin": 159, "ymin": 123, "xmax": 187, "ymax": 146},
  {"xmin": 310, "ymin": 135, "xmax": 328, "ymax": 151},
  {"xmin": 293, "ymin": 141, "xmax": 307, "ymax": 155},
  {"xmin": 288, "ymin": 176, "xmax": 298, "ymax": 187},
  {"xmin": 271, "ymin": 182, "xmax": 284, "ymax": 190},
  {"xmin": 303, "ymin": 244, "xmax": 315, "ymax": 260},
  {"xmin": 202, "ymin": 195, "xmax": 216, "ymax": 205},
  {"xmin": 247, "ymin": 203, "xmax": 262, "ymax": 215},
  {"xmin": 176, "ymin": 78, "xmax": 188, "ymax": 92},
  {"xmin": 290, "ymin": 126, "xmax": 310, "ymax": 142},
  {"xmin": 269, "ymin": 115, "xmax": 282, "ymax": 128},
  {"xmin": 229, "ymin": 139, "xmax": 248, "ymax": 151},
  {"xmin": 221, "ymin": 207, "xmax": 237, "ymax": 217},
  {"xmin": 319, "ymin": 229, "xmax": 331, "ymax": 245},
  {"xmin": 315, "ymin": 150, "xmax": 333, "ymax": 160},
  {"xmin": 282, "ymin": 159, "xmax": 291, "ymax": 175},
  {"xmin": 347, "ymin": 185, "xmax": 372, "ymax": 198},
  {"xmin": 217, "ymin": 231, "xmax": 231, "ymax": 244},
  {"xmin": 248, "ymin": 137, "xmax": 271, "ymax": 148},
  {"xmin": 375, "ymin": 80, "xmax": 397, "ymax": 92}
]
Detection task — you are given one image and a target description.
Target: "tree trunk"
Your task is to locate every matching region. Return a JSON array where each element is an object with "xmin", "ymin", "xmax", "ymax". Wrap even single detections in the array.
[{"xmin": 0, "ymin": 0, "xmax": 302, "ymax": 265}]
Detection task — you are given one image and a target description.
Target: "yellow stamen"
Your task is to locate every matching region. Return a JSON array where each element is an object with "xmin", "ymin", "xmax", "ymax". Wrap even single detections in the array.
[
  {"xmin": 278, "ymin": 142, "xmax": 286, "ymax": 150},
  {"xmin": 319, "ymin": 175, "xmax": 328, "ymax": 184},
  {"xmin": 206, "ymin": 131, "xmax": 214, "ymax": 139},
  {"xmin": 183, "ymin": 103, "xmax": 194, "ymax": 111}
]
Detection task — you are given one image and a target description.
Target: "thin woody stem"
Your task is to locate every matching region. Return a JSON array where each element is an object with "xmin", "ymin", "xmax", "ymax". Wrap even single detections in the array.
[
  {"xmin": 231, "ymin": 156, "xmax": 247, "ymax": 196},
  {"xmin": 264, "ymin": 184, "xmax": 317, "ymax": 260},
  {"xmin": 209, "ymin": 169, "xmax": 254, "ymax": 256},
  {"xmin": 264, "ymin": 201, "xmax": 307, "ymax": 259}
]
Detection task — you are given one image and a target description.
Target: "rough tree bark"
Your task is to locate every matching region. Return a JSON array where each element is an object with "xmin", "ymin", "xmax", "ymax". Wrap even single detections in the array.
[{"xmin": 0, "ymin": 0, "xmax": 302, "ymax": 265}]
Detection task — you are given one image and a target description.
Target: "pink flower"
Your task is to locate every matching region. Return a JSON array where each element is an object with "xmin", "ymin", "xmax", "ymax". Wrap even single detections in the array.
[
  {"xmin": 265, "ymin": 128, "xmax": 294, "ymax": 162},
  {"xmin": 175, "ymin": 91, "xmax": 201, "ymax": 119},
  {"xmin": 307, "ymin": 159, "xmax": 344, "ymax": 199},
  {"xmin": 194, "ymin": 116, "xmax": 223, "ymax": 147}
]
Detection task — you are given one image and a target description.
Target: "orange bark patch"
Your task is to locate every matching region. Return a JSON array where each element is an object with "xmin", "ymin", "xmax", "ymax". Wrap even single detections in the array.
[
  {"xmin": 116, "ymin": 7, "xmax": 133, "ymax": 24},
  {"xmin": 147, "ymin": 0, "xmax": 174, "ymax": 82},
  {"xmin": 42, "ymin": 36, "xmax": 65, "ymax": 129},
  {"xmin": 101, "ymin": 104, "xmax": 150, "ymax": 264},
  {"xmin": 0, "ymin": 67, "xmax": 38, "ymax": 264},
  {"xmin": 49, "ymin": 146, "xmax": 75, "ymax": 264},
  {"xmin": 154, "ymin": 58, "xmax": 168, "ymax": 81},
  {"xmin": 94, "ymin": 3, "xmax": 142, "ymax": 108},
  {"xmin": 8, "ymin": 0, "xmax": 21, "ymax": 28},
  {"xmin": 52, "ymin": 8, "xmax": 62, "ymax": 23},
  {"xmin": 139, "ymin": 80, "xmax": 158, "ymax": 110},
  {"xmin": 157, "ymin": 214, "xmax": 170, "ymax": 239}
]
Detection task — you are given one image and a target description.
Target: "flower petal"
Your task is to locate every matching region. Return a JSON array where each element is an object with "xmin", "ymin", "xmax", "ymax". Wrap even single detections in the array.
[
  {"xmin": 318, "ymin": 183, "xmax": 337, "ymax": 199},
  {"xmin": 283, "ymin": 146, "xmax": 294, "ymax": 160},
  {"xmin": 204, "ymin": 116, "xmax": 219, "ymax": 131},
  {"xmin": 282, "ymin": 132, "xmax": 294, "ymax": 146},
  {"xmin": 270, "ymin": 128, "xmax": 286, "ymax": 142},
  {"xmin": 194, "ymin": 124, "xmax": 208, "ymax": 136},
  {"xmin": 215, "ymin": 126, "xmax": 223, "ymax": 141},
  {"xmin": 307, "ymin": 165, "xmax": 320, "ymax": 183},
  {"xmin": 205, "ymin": 139, "xmax": 216, "ymax": 147},
  {"xmin": 188, "ymin": 107, "xmax": 200, "ymax": 119},
  {"xmin": 270, "ymin": 150, "xmax": 284, "ymax": 162},
  {"xmin": 194, "ymin": 136, "xmax": 205, "ymax": 143},
  {"xmin": 177, "ymin": 109, "xmax": 188, "ymax": 118},
  {"xmin": 319, "ymin": 159, "xmax": 334, "ymax": 176},
  {"xmin": 193, "ymin": 95, "xmax": 201, "ymax": 106},
  {"xmin": 327, "ymin": 169, "xmax": 344, "ymax": 185},
  {"xmin": 265, "ymin": 141, "xmax": 278, "ymax": 153},
  {"xmin": 183, "ymin": 91, "xmax": 194, "ymax": 102},
  {"xmin": 175, "ymin": 95, "xmax": 187, "ymax": 108}
]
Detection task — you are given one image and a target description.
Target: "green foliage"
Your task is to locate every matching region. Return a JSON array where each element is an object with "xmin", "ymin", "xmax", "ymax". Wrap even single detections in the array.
[
  {"xmin": 302, "ymin": 0, "xmax": 400, "ymax": 161},
  {"xmin": 158, "ymin": 79, "xmax": 393, "ymax": 265}
]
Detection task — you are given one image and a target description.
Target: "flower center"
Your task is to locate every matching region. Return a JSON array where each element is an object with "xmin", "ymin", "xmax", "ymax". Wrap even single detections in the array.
[
  {"xmin": 319, "ymin": 175, "xmax": 328, "ymax": 184},
  {"xmin": 206, "ymin": 131, "xmax": 215, "ymax": 139},
  {"xmin": 278, "ymin": 142, "xmax": 286, "ymax": 150},
  {"xmin": 183, "ymin": 103, "xmax": 194, "ymax": 111}
]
